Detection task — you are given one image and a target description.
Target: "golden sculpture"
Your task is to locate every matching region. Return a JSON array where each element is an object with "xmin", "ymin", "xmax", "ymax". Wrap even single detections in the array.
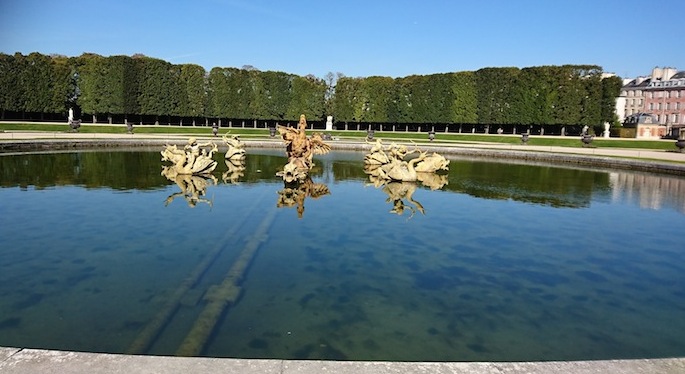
[
  {"xmin": 161, "ymin": 137, "xmax": 218, "ymax": 175},
  {"xmin": 276, "ymin": 114, "xmax": 331, "ymax": 183}
]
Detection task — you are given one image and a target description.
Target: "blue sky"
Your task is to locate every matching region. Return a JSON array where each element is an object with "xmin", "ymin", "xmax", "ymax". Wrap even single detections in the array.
[{"xmin": 1, "ymin": 0, "xmax": 683, "ymax": 79}]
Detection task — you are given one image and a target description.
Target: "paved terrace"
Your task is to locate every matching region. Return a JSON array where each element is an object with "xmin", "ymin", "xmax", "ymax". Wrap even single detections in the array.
[{"xmin": 1, "ymin": 130, "xmax": 684, "ymax": 373}]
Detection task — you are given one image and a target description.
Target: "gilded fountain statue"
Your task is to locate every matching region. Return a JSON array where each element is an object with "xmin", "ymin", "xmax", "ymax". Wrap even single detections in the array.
[{"xmin": 276, "ymin": 114, "xmax": 331, "ymax": 184}]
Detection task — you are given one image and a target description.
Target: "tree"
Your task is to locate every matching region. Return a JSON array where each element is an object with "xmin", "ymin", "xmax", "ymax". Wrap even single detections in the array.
[
  {"xmin": 510, "ymin": 66, "xmax": 557, "ymax": 125},
  {"xmin": 48, "ymin": 55, "xmax": 77, "ymax": 117},
  {"xmin": 580, "ymin": 71, "xmax": 602, "ymax": 126},
  {"xmin": 19, "ymin": 53, "xmax": 53, "ymax": 118},
  {"xmin": 601, "ymin": 75, "xmax": 623, "ymax": 125},
  {"xmin": 363, "ymin": 76, "xmax": 395, "ymax": 123},
  {"xmin": 288, "ymin": 74, "xmax": 326, "ymax": 121},
  {"xmin": 253, "ymin": 70, "xmax": 292, "ymax": 120},
  {"xmin": 323, "ymin": 72, "xmax": 341, "ymax": 116},
  {"xmin": 178, "ymin": 64, "xmax": 207, "ymax": 124},
  {"xmin": 475, "ymin": 67, "xmax": 520, "ymax": 124},
  {"xmin": 332, "ymin": 76, "xmax": 364, "ymax": 122},
  {"xmin": 450, "ymin": 71, "xmax": 477, "ymax": 124},
  {"xmin": 136, "ymin": 56, "xmax": 180, "ymax": 124},
  {"xmin": 0, "ymin": 53, "xmax": 22, "ymax": 118}
]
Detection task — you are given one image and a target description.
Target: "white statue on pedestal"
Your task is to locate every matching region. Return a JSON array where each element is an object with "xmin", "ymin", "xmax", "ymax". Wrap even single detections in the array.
[{"xmin": 325, "ymin": 116, "xmax": 333, "ymax": 131}]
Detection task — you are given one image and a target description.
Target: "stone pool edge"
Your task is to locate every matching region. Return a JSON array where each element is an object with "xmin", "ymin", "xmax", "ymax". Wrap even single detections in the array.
[
  {"xmin": 1, "ymin": 347, "xmax": 684, "ymax": 374},
  {"xmin": 1, "ymin": 134, "xmax": 685, "ymax": 176}
]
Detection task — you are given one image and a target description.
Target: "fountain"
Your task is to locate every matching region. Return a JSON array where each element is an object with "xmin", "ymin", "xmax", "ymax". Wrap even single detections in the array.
[
  {"xmin": 275, "ymin": 114, "xmax": 331, "ymax": 184},
  {"xmin": 2, "ymin": 142, "xmax": 684, "ymax": 362}
]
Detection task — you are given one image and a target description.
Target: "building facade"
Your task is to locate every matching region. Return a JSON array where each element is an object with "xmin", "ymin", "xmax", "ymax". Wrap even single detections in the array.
[{"xmin": 618, "ymin": 67, "xmax": 685, "ymax": 138}]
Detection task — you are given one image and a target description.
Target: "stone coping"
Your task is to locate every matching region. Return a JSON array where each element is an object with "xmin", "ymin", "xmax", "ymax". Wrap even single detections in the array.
[
  {"xmin": 2, "ymin": 135, "xmax": 685, "ymax": 176},
  {"xmin": 1, "ymin": 347, "xmax": 684, "ymax": 374}
]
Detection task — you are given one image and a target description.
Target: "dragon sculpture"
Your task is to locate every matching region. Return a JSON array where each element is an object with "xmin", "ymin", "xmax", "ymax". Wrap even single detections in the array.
[{"xmin": 276, "ymin": 114, "xmax": 331, "ymax": 183}]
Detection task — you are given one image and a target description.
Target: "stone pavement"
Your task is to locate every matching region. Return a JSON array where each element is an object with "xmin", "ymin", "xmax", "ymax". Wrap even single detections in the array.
[
  {"xmin": 1, "ymin": 130, "xmax": 684, "ymax": 373},
  {"xmin": 1, "ymin": 347, "xmax": 684, "ymax": 374}
]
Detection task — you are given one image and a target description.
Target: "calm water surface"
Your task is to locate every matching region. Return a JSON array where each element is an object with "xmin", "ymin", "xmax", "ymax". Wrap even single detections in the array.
[{"xmin": 0, "ymin": 149, "xmax": 684, "ymax": 361}]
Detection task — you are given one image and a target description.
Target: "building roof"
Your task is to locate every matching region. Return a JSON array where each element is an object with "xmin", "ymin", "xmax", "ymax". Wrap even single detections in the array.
[
  {"xmin": 623, "ymin": 78, "xmax": 651, "ymax": 89},
  {"xmin": 671, "ymin": 71, "xmax": 685, "ymax": 79}
]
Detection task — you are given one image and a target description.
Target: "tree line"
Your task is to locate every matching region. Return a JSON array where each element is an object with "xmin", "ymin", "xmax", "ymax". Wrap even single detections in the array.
[{"xmin": 0, "ymin": 52, "xmax": 623, "ymax": 127}]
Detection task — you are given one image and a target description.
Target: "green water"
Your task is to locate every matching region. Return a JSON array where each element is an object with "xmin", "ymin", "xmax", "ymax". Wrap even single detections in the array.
[{"xmin": 0, "ymin": 149, "xmax": 684, "ymax": 361}]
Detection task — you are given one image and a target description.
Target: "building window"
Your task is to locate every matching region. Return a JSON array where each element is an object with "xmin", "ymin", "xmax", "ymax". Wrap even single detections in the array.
[
  {"xmin": 649, "ymin": 103, "xmax": 654, "ymax": 110},
  {"xmin": 636, "ymin": 90, "xmax": 642, "ymax": 96},
  {"xmin": 675, "ymin": 114, "xmax": 680, "ymax": 124}
]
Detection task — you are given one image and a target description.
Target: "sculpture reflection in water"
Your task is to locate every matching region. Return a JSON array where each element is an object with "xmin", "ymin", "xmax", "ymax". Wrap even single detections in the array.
[
  {"xmin": 364, "ymin": 139, "xmax": 449, "ymax": 217},
  {"xmin": 162, "ymin": 169, "xmax": 217, "ymax": 208},
  {"xmin": 276, "ymin": 177, "xmax": 331, "ymax": 218},
  {"xmin": 276, "ymin": 114, "xmax": 331, "ymax": 183},
  {"xmin": 383, "ymin": 181, "xmax": 425, "ymax": 217}
]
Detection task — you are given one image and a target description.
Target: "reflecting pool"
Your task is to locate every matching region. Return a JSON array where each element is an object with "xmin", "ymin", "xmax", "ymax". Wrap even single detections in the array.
[{"xmin": 1, "ymin": 149, "xmax": 684, "ymax": 361}]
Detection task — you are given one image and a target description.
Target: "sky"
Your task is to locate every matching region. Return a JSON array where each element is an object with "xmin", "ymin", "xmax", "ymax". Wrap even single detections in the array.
[{"xmin": 1, "ymin": 0, "xmax": 683, "ymax": 80}]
